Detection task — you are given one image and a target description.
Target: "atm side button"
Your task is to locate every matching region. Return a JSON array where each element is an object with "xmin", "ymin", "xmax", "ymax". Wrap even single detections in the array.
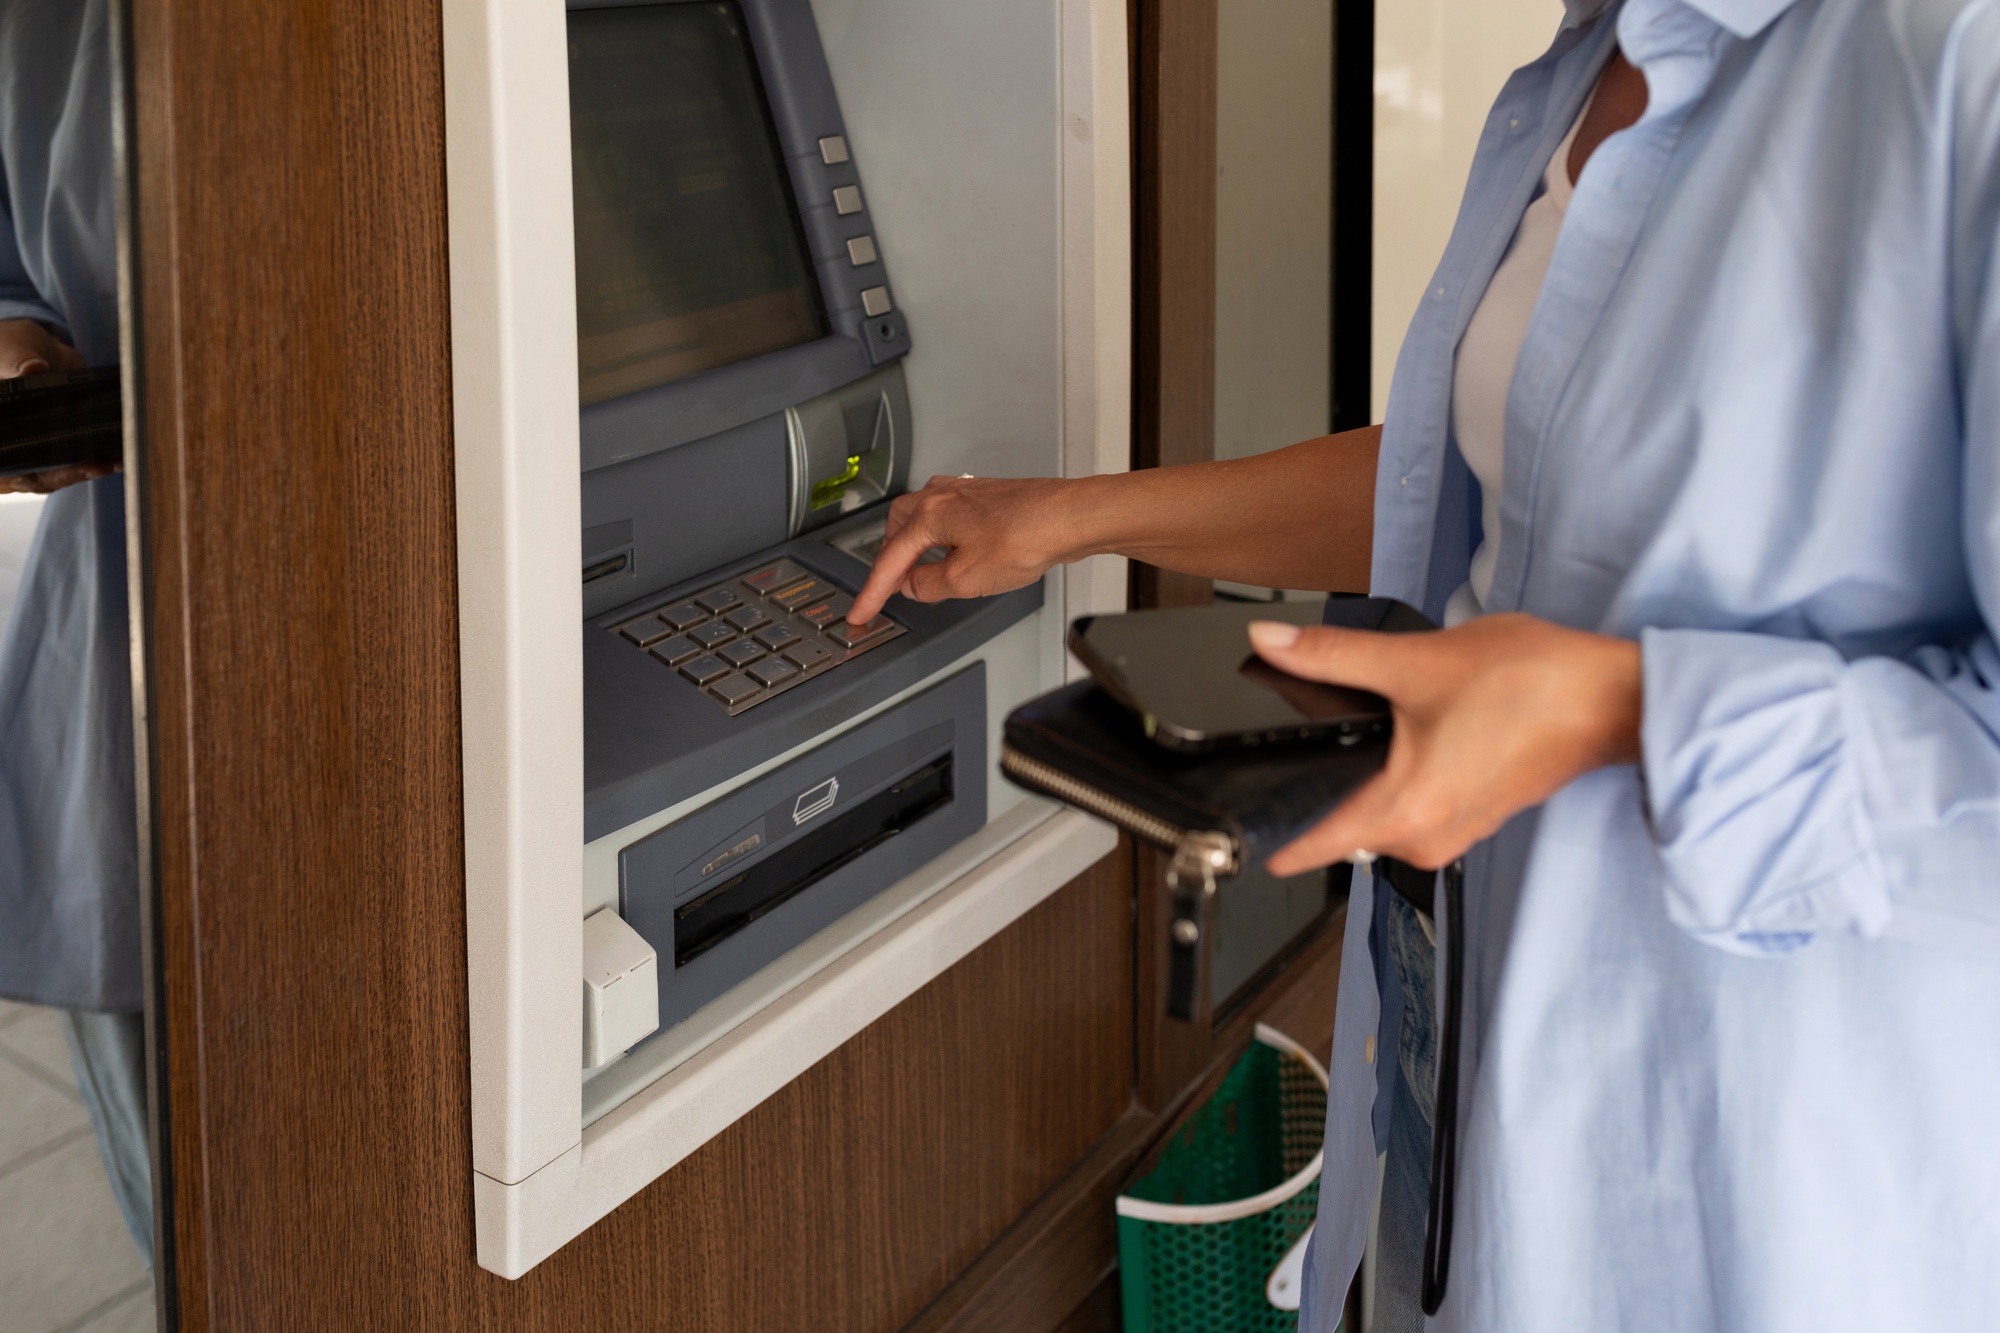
[
  {"xmin": 649, "ymin": 635, "xmax": 701, "ymax": 666},
  {"xmin": 826, "ymin": 616, "xmax": 897, "ymax": 649},
  {"xmin": 747, "ymin": 657, "xmax": 799, "ymax": 687},
  {"xmin": 620, "ymin": 616, "xmax": 674, "ymax": 646},
  {"xmin": 742, "ymin": 559, "xmax": 812, "ymax": 595},
  {"xmin": 679, "ymin": 655, "xmax": 730, "ymax": 686},
  {"xmin": 770, "ymin": 579, "xmax": 832, "ymax": 611},
  {"xmin": 709, "ymin": 674, "xmax": 763, "ymax": 707},
  {"xmin": 797, "ymin": 593, "xmax": 855, "ymax": 627}
]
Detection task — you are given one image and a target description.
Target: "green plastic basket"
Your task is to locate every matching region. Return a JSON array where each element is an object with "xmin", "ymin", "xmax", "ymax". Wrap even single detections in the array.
[{"xmin": 1116, "ymin": 1024, "xmax": 1330, "ymax": 1333}]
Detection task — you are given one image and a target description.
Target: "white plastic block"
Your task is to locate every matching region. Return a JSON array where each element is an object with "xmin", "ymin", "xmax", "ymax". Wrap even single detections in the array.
[{"xmin": 582, "ymin": 909, "xmax": 659, "ymax": 1068}]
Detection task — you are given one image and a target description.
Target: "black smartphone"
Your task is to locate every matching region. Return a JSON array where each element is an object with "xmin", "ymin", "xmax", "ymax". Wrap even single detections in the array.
[{"xmin": 1067, "ymin": 596, "xmax": 1431, "ymax": 753}]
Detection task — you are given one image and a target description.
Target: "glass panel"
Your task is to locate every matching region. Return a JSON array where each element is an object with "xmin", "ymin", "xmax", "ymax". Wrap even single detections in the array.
[{"xmin": 0, "ymin": 3, "xmax": 157, "ymax": 1327}]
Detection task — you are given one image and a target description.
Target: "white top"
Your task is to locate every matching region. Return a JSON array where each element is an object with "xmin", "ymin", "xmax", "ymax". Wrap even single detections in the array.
[{"xmin": 1442, "ymin": 102, "xmax": 1588, "ymax": 626}]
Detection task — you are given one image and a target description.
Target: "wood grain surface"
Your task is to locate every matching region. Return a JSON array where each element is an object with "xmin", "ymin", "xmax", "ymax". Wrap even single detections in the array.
[{"xmin": 1130, "ymin": 0, "xmax": 1217, "ymax": 612}]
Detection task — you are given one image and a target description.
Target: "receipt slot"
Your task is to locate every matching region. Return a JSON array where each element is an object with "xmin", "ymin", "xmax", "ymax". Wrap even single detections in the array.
[{"xmin": 447, "ymin": 0, "xmax": 1131, "ymax": 1276}]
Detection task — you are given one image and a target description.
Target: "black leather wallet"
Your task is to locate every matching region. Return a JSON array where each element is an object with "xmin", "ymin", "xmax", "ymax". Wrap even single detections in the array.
[
  {"xmin": 1000, "ymin": 595, "xmax": 1432, "ymax": 1017},
  {"xmin": 0, "ymin": 366, "xmax": 122, "ymax": 479}
]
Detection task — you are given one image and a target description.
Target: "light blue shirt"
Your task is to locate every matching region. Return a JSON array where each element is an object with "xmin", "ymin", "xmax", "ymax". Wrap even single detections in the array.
[
  {"xmin": 0, "ymin": 0, "xmax": 138, "ymax": 1013},
  {"xmin": 1302, "ymin": 0, "xmax": 2000, "ymax": 1327}
]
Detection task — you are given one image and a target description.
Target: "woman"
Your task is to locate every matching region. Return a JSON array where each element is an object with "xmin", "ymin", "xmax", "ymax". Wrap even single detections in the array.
[{"xmin": 850, "ymin": 0, "xmax": 2000, "ymax": 1326}]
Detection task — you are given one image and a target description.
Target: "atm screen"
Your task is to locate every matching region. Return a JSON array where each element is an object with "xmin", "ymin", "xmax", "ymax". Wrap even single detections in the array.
[{"xmin": 568, "ymin": 2, "xmax": 830, "ymax": 406}]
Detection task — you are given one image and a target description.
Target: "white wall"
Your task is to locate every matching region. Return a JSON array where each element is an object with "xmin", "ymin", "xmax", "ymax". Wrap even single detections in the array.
[
  {"xmin": 1372, "ymin": 0, "xmax": 1563, "ymax": 421},
  {"xmin": 1214, "ymin": 0, "xmax": 1332, "ymax": 462}
]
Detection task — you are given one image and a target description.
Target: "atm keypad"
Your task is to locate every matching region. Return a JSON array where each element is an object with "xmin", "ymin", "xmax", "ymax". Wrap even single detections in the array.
[
  {"xmin": 649, "ymin": 635, "xmax": 700, "ymax": 666},
  {"xmin": 612, "ymin": 558, "xmax": 906, "ymax": 716},
  {"xmin": 679, "ymin": 655, "xmax": 730, "ymax": 686},
  {"xmin": 796, "ymin": 593, "xmax": 853, "ymax": 627},
  {"xmin": 783, "ymin": 640, "xmax": 832, "ymax": 670},
  {"xmin": 826, "ymin": 615, "xmax": 896, "ymax": 649},
  {"xmin": 709, "ymin": 674, "xmax": 762, "ymax": 706},
  {"xmin": 661, "ymin": 603, "xmax": 708, "ymax": 631},
  {"xmin": 620, "ymin": 616, "xmax": 674, "ymax": 647},
  {"xmin": 747, "ymin": 657, "xmax": 798, "ymax": 687}
]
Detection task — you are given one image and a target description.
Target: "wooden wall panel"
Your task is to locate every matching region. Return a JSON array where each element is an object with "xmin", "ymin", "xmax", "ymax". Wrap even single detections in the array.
[
  {"xmin": 1130, "ymin": 0, "xmax": 1217, "ymax": 611},
  {"xmin": 131, "ymin": 1, "xmax": 1136, "ymax": 1328},
  {"xmin": 483, "ymin": 857, "xmax": 1133, "ymax": 1333}
]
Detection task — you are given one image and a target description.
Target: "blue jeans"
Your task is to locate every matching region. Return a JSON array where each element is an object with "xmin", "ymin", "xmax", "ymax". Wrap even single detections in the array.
[{"xmin": 1374, "ymin": 893, "xmax": 1436, "ymax": 1332}]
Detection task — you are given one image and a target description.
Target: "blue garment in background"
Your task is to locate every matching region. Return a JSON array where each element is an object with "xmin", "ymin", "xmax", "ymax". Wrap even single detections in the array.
[
  {"xmin": 1300, "ymin": 0, "xmax": 2000, "ymax": 1327},
  {"xmin": 0, "ymin": 0, "xmax": 138, "ymax": 1013}
]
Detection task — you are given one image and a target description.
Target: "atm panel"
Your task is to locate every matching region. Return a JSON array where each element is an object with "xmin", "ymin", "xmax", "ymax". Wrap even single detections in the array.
[{"xmin": 620, "ymin": 665, "xmax": 987, "ymax": 1033}]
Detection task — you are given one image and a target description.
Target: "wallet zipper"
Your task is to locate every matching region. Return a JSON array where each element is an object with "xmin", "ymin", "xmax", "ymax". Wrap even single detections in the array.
[{"xmin": 998, "ymin": 744, "xmax": 1239, "ymax": 874}]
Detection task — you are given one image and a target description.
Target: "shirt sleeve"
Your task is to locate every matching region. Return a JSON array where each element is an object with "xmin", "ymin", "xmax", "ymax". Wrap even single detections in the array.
[{"xmin": 1638, "ymin": 20, "xmax": 2000, "ymax": 959}]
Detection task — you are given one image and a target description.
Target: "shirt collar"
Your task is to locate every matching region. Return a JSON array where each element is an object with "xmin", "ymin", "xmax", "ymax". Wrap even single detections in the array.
[{"xmin": 1563, "ymin": 0, "xmax": 1800, "ymax": 39}]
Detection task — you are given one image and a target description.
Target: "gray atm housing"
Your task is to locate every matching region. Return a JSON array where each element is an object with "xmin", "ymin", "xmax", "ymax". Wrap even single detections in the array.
[{"xmin": 574, "ymin": 0, "xmax": 1040, "ymax": 1042}]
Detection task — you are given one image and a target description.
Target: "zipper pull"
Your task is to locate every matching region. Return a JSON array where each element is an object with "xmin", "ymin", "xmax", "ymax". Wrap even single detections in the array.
[{"xmin": 1164, "ymin": 831, "xmax": 1235, "ymax": 1021}]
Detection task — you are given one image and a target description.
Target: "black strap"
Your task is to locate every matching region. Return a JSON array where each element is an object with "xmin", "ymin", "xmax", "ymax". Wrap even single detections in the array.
[{"xmin": 1420, "ymin": 860, "xmax": 1465, "ymax": 1315}]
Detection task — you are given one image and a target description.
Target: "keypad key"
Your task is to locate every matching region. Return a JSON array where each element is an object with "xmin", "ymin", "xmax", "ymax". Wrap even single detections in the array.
[
  {"xmin": 770, "ymin": 578, "xmax": 833, "ymax": 611},
  {"xmin": 690, "ymin": 621, "xmax": 736, "ymax": 649},
  {"xmin": 754, "ymin": 624, "xmax": 802, "ymax": 652},
  {"xmin": 724, "ymin": 604, "xmax": 770, "ymax": 632},
  {"xmin": 649, "ymin": 635, "xmax": 701, "ymax": 666},
  {"xmin": 783, "ymin": 639, "xmax": 833, "ymax": 670},
  {"xmin": 679, "ymin": 655, "xmax": 730, "ymax": 685},
  {"xmin": 742, "ymin": 559, "xmax": 813, "ymax": 595},
  {"xmin": 696, "ymin": 586, "xmax": 743, "ymax": 614},
  {"xmin": 620, "ymin": 616, "xmax": 674, "ymax": 646},
  {"xmin": 796, "ymin": 593, "xmax": 855, "ymax": 627},
  {"xmin": 826, "ymin": 615, "xmax": 896, "ymax": 649},
  {"xmin": 709, "ymin": 674, "xmax": 762, "ymax": 706},
  {"xmin": 748, "ymin": 657, "xmax": 800, "ymax": 687},
  {"xmin": 660, "ymin": 602, "xmax": 708, "ymax": 631},
  {"xmin": 719, "ymin": 640, "xmax": 766, "ymax": 668}
]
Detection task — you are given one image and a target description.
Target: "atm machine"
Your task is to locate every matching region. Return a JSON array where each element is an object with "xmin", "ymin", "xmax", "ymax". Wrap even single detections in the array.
[
  {"xmin": 446, "ymin": 0, "xmax": 1130, "ymax": 1277},
  {"xmin": 569, "ymin": 0, "xmax": 1046, "ymax": 1055}
]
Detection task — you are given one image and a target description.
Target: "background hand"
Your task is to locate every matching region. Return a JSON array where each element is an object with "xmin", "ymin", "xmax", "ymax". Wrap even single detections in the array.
[
  {"xmin": 1248, "ymin": 613, "xmax": 1642, "ymax": 874},
  {"xmin": 0, "ymin": 317, "xmax": 85, "ymax": 377},
  {"xmin": 0, "ymin": 317, "xmax": 114, "ymax": 494},
  {"xmin": 848, "ymin": 474, "xmax": 1082, "ymax": 625}
]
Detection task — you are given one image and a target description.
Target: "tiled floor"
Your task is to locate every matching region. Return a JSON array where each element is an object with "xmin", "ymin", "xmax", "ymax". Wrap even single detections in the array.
[{"xmin": 0, "ymin": 998, "xmax": 155, "ymax": 1333}]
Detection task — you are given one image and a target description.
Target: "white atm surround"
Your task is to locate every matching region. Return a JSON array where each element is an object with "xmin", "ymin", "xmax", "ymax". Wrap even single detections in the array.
[{"xmin": 445, "ymin": 0, "xmax": 1132, "ymax": 1278}]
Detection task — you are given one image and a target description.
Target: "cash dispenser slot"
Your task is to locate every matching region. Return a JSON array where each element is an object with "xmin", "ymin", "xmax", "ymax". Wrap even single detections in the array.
[
  {"xmin": 619, "ymin": 666, "xmax": 988, "ymax": 1036},
  {"xmin": 673, "ymin": 753, "xmax": 952, "ymax": 966}
]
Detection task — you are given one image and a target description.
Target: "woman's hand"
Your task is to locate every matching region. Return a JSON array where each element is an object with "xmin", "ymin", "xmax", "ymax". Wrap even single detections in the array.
[
  {"xmin": 849, "ymin": 474, "xmax": 1090, "ymax": 624},
  {"xmin": 1249, "ymin": 613, "xmax": 1643, "ymax": 874},
  {"xmin": 0, "ymin": 317, "xmax": 113, "ymax": 495}
]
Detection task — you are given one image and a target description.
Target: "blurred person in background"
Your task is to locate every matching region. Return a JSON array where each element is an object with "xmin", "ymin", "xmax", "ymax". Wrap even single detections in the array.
[{"xmin": 0, "ymin": 0, "xmax": 149, "ymax": 1266}]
